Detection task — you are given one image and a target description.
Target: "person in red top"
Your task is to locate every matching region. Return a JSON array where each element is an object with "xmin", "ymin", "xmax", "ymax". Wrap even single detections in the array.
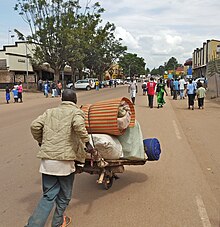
[{"xmin": 146, "ymin": 77, "xmax": 157, "ymax": 108}]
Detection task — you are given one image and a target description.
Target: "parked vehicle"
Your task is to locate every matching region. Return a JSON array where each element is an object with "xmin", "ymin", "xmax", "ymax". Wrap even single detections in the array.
[
  {"xmin": 194, "ymin": 77, "xmax": 206, "ymax": 84},
  {"xmin": 66, "ymin": 78, "xmax": 99, "ymax": 90}
]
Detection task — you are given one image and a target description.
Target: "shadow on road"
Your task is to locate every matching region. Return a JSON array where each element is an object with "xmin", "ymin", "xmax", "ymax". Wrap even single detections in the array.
[{"xmin": 71, "ymin": 170, "xmax": 148, "ymax": 215}]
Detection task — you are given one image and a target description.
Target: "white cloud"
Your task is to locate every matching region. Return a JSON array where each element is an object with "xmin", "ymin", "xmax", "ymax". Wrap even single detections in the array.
[
  {"xmin": 115, "ymin": 27, "xmax": 140, "ymax": 49},
  {"xmin": 1, "ymin": 0, "xmax": 220, "ymax": 69}
]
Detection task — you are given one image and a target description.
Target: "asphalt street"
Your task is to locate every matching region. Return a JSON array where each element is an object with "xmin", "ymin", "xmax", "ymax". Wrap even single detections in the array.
[{"xmin": 0, "ymin": 86, "xmax": 219, "ymax": 227}]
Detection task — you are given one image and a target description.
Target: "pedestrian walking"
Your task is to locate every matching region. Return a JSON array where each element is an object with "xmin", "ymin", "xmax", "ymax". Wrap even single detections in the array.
[
  {"xmin": 141, "ymin": 80, "xmax": 147, "ymax": 95},
  {"xmin": 44, "ymin": 81, "xmax": 50, "ymax": 98},
  {"xmin": 37, "ymin": 79, "xmax": 43, "ymax": 91},
  {"xmin": 5, "ymin": 86, "xmax": 10, "ymax": 104},
  {"xmin": 25, "ymin": 89, "xmax": 93, "ymax": 227},
  {"xmin": 12, "ymin": 85, "xmax": 19, "ymax": 103},
  {"xmin": 128, "ymin": 78, "xmax": 138, "ymax": 105},
  {"xmin": 172, "ymin": 78, "xmax": 179, "ymax": 100},
  {"xmin": 146, "ymin": 77, "xmax": 156, "ymax": 108},
  {"xmin": 186, "ymin": 79, "xmax": 196, "ymax": 110},
  {"xmin": 179, "ymin": 76, "xmax": 186, "ymax": 99},
  {"xmin": 156, "ymin": 78, "xmax": 168, "ymax": 108},
  {"xmin": 57, "ymin": 81, "xmax": 62, "ymax": 96},
  {"xmin": 51, "ymin": 81, "xmax": 57, "ymax": 97},
  {"xmin": 95, "ymin": 80, "xmax": 100, "ymax": 91},
  {"xmin": 170, "ymin": 78, "xmax": 174, "ymax": 96},
  {"xmin": 18, "ymin": 81, "xmax": 23, "ymax": 103},
  {"xmin": 196, "ymin": 83, "xmax": 206, "ymax": 109}
]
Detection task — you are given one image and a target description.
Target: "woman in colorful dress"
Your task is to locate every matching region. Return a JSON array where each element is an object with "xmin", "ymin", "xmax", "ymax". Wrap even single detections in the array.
[{"xmin": 156, "ymin": 78, "xmax": 168, "ymax": 108}]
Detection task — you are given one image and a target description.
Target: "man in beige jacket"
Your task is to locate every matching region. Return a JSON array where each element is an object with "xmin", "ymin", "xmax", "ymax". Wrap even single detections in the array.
[{"xmin": 25, "ymin": 89, "xmax": 92, "ymax": 227}]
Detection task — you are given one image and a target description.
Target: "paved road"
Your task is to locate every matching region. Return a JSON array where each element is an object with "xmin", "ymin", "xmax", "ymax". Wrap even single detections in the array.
[{"xmin": 0, "ymin": 86, "xmax": 219, "ymax": 227}]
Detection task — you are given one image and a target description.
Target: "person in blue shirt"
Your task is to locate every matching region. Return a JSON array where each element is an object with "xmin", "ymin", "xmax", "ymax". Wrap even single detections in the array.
[
  {"xmin": 44, "ymin": 81, "xmax": 50, "ymax": 98},
  {"xmin": 12, "ymin": 85, "xmax": 19, "ymax": 103},
  {"xmin": 173, "ymin": 78, "xmax": 179, "ymax": 100},
  {"xmin": 187, "ymin": 79, "xmax": 196, "ymax": 110}
]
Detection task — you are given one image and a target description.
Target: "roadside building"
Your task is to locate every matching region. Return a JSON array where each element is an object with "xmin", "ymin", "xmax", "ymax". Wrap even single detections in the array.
[
  {"xmin": 0, "ymin": 42, "xmax": 72, "ymax": 89},
  {"xmin": 193, "ymin": 39, "xmax": 220, "ymax": 98},
  {"xmin": 192, "ymin": 39, "xmax": 220, "ymax": 78}
]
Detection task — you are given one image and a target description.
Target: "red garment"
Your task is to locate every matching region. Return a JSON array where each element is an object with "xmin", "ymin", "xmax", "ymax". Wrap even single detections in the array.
[{"xmin": 147, "ymin": 81, "xmax": 156, "ymax": 95}]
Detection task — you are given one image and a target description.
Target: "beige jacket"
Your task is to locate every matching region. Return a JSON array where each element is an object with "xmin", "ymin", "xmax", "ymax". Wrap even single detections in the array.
[{"xmin": 30, "ymin": 101, "xmax": 89, "ymax": 163}]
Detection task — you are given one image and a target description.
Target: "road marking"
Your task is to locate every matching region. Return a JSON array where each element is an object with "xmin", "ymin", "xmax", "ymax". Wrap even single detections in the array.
[
  {"xmin": 172, "ymin": 120, "xmax": 181, "ymax": 139},
  {"xmin": 196, "ymin": 195, "xmax": 212, "ymax": 227}
]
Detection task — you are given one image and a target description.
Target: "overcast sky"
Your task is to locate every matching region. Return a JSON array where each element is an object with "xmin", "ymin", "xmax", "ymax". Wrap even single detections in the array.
[{"xmin": 1, "ymin": 0, "xmax": 220, "ymax": 69}]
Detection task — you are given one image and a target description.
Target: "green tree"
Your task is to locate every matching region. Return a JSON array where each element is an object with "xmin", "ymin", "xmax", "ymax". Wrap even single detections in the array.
[
  {"xmin": 164, "ymin": 57, "xmax": 179, "ymax": 71},
  {"xmin": 118, "ymin": 53, "xmax": 146, "ymax": 77},
  {"xmin": 83, "ymin": 22, "xmax": 127, "ymax": 80},
  {"xmin": 15, "ymin": 0, "xmax": 83, "ymax": 81}
]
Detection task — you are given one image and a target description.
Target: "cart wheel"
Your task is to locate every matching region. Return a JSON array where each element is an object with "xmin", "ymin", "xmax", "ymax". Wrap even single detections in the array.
[{"xmin": 104, "ymin": 176, "xmax": 114, "ymax": 190}]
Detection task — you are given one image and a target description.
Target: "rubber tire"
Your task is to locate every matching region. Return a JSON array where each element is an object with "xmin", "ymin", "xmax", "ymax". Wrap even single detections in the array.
[
  {"xmin": 104, "ymin": 176, "xmax": 113, "ymax": 190},
  {"xmin": 86, "ymin": 86, "xmax": 91, "ymax": 91}
]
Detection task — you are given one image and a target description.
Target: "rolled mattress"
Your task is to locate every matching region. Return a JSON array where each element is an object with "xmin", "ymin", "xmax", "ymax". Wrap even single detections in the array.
[{"xmin": 81, "ymin": 97, "xmax": 135, "ymax": 135}]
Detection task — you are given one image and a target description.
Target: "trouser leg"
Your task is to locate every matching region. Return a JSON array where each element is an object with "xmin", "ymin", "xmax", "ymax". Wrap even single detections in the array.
[
  {"xmin": 148, "ymin": 95, "xmax": 153, "ymax": 108},
  {"xmin": 52, "ymin": 173, "xmax": 75, "ymax": 227},
  {"xmin": 26, "ymin": 174, "xmax": 60, "ymax": 227},
  {"xmin": 131, "ymin": 97, "xmax": 135, "ymax": 104}
]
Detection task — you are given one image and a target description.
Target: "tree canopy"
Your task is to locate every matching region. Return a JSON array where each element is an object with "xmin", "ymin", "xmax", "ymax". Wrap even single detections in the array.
[
  {"xmin": 14, "ymin": 0, "xmax": 126, "ymax": 82},
  {"xmin": 118, "ymin": 53, "xmax": 146, "ymax": 77}
]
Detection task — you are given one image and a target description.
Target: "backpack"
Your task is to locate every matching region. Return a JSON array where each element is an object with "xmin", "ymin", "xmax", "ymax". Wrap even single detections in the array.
[{"xmin": 143, "ymin": 138, "xmax": 161, "ymax": 161}]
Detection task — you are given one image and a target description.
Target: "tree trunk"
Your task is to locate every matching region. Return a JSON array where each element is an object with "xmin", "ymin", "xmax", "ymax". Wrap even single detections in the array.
[
  {"xmin": 78, "ymin": 69, "xmax": 83, "ymax": 80},
  {"xmin": 54, "ymin": 68, "xmax": 60, "ymax": 82},
  {"xmin": 71, "ymin": 67, "xmax": 77, "ymax": 83}
]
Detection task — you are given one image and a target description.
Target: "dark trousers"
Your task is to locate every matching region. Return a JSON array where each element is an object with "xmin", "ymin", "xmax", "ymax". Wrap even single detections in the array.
[
  {"xmin": 198, "ymin": 98, "xmax": 204, "ymax": 108},
  {"xmin": 173, "ymin": 90, "xmax": 178, "ymax": 100},
  {"xmin": 18, "ymin": 92, "xmax": 22, "ymax": 102},
  {"xmin": 148, "ymin": 95, "xmax": 154, "ymax": 108},
  {"xmin": 188, "ymin": 94, "xmax": 195, "ymax": 107}
]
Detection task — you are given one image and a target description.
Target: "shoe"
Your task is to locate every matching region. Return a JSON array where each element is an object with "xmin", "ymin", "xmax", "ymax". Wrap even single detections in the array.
[
  {"xmin": 61, "ymin": 216, "xmax": 72, "ymax": 227},
  {"xmin": 192, "ymin": 107, "xmax": 194, "ymax": 110}
]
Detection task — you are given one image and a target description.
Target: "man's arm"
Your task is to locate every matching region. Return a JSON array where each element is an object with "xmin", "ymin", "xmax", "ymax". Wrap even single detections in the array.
[
  {"xmin": 72, "ymin": 111, "xmax": 95, "ymax": 152},
  {"xmin": 72, "ymin": 111, "xmax": 90, "ymax": 143},
  {"xmin": 30, "ymin": 112, "xmax": 46, "ymax": 144}
]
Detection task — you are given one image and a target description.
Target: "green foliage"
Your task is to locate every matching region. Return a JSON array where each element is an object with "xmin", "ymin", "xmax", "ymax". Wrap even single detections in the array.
[
  {"xmin": 14, "ymin": 0, "xmax": 127, "ymax": 82},
  {"xmin": 150, "ymin": 57, "xmax": 181, "ymax": 76},
  {"xmin": 164, "ymin": 57, "xmax": 178, "ymax": 71},
  {"xmin": 118, "ymin": 53, "xmax": 146, "ymax": 77}
]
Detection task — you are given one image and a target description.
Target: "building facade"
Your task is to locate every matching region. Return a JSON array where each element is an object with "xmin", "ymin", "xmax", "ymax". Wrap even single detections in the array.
[
  {"xmin": 192, "ymin": 39, "xmax": 220, "ymax": 78},
  {"xmin": 193, "ymin": 39, "xmax": 220, "ymax": 98},
  {"xmin": 0, "ymin": 42, "xmax": 36, "ymax": 88}
]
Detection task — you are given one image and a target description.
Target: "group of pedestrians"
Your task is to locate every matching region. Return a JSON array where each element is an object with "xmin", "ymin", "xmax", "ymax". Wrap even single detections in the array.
[
  {"xmin": 169, "ymin": 77, "xmax": 206, "ymax": 110},
  {"xmin": 5, "ymin": 81, "xmax": 23, "ymax": 104},
  {"xmin": 139, "ymin": 76, "xmax": 207, "ymax": 110},
  {"xmin": 140, "ymin": 77, "xmax": 167, "ymax": 108},
  {"xmin": 39, "ymin": 80, "xmax": 62, "ymax": 98}
]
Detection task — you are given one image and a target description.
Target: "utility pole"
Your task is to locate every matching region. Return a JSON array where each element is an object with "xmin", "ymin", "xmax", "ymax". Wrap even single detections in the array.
[{"xmin": 14, "ymin": 29, "xmax": 29, "ymax": 87}]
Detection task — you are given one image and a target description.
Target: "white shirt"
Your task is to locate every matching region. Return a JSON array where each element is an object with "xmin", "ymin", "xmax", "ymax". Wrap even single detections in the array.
[
  {"xmin": 129, "ymin": 81, "xmax": 137, "ymax": 91},
  {"xmin": 39, "ymin": 159, "xmax": 76, "ymax": 176},
  {"xmin": 179, "ymin": 79, "xmax": 186, "ymax": 90}
]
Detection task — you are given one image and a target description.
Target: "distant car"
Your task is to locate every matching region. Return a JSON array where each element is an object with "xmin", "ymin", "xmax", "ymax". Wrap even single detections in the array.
[
  {"xmin": 115, "ymin": 79, "xmax": 122, "ymax": 85},
  {"xmin": 73, "ymin": 79, "xmax": 92, "ymax": 90},
  {"xmin": 66, "ymin": 81, "xmax": 74, "ymax": 89},
  {"xmin": 195, "ymin": 77, "xmax": 206, "ymax": 84},
  {"xmin": 69, "ymin": 78, "xmax": 99, "ymax": 90}
]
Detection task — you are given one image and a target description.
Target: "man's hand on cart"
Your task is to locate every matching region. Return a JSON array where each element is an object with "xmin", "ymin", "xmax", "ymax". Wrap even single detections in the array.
[{"xmin": 85, "ymin": 141, "xmax": 94, "ymax": 152}]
